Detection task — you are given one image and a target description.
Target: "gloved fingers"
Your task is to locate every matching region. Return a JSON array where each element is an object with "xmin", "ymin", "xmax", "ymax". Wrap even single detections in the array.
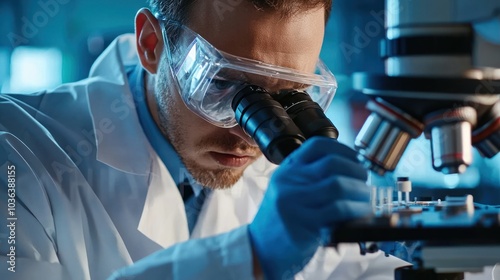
[
  {"xmin": 283, "ymin": 137, "xmax": 359, "ymax": 165},
  {"xmin": 304, "ymin": 153, "xmax": 368, "ymax": 182},
  {"xmin": 308, "ymin": 176, "xmax": 371, "ymax": 207},
  {"xmin": 273, "ymin": 148, "xmax": 367, "ymax": 188},
  {"xmin": 320, "ymin": 200, "xmax": 373, "ymax": 226},
  {"xmin": 286, "ymin": 176, "xmax": 370, "ymax": 209},
  {"xmin": 270, "ymin": 156, "xmax": 369, "ymax": 210}
]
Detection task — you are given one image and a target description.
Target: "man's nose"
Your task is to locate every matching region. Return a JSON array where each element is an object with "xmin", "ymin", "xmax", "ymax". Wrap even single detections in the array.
[{"xmin": 228, "ymin": 125, "xmax": 258, "ymax": 147}]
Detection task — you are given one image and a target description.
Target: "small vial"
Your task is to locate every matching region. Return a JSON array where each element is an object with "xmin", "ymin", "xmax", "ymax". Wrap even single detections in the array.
[
  {"xmin": 376, "ymin": 186, "xmax": 393, "ymax": 214},
  {"xmin": 378, "ymin": 187, "xmax": 385, "ymax": 209},
  {"xmin": 397, "ymin": 177, "xmax": 412, "ymax": 206},
  {"xmin": 384, "ymin": 187, "xmax": 393, "ymax": 213},
  {"xmin": 371, "ymin": 186, "xmax": 377, "ymax": 211}
]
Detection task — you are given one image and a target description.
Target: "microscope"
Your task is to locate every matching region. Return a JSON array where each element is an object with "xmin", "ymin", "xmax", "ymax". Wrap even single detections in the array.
[
  {"xmin": 354, "ymin": 0, "xmax": 500, "ymax": 176},
  {"xmin": 232, "ymin": 0, "xmax": 500, "ymax": 278},
  {"xmin": 338, "ymin": 0, "xmax": 500, "ymax": 278}
]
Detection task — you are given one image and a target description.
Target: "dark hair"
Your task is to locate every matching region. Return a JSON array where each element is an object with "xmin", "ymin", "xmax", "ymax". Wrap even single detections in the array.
[{"xmin": 148, "ymin": 0, "xmax": 332, "ymax": 24}]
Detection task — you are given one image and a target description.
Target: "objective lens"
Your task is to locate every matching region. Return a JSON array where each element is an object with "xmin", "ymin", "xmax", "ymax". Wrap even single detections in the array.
[
  {"xmin": 472, "ymin": 100, "xmax": 500, "ymax": 158},
  {"xmin": 355, "ymin": 99, "xmax": 424, "ymax": 175},
  {"xmin": 425, "ymin": 107, "xmax": 477, "ymax": 174}
]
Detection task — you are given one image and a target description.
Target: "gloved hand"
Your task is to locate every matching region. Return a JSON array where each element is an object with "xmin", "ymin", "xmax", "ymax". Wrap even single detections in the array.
[{"xmin": 248, "ymin": 137, "xmax": 373, "ymax": 280}]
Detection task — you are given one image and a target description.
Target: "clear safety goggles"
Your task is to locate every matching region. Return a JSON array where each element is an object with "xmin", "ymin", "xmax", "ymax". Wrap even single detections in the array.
[{"xmin": 159, "ymin": 17, "xmax": 338, "ymax": 128}]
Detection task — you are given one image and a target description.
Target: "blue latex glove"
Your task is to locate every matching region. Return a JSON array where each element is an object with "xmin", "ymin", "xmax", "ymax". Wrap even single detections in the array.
[{"xmin": 248, "ymin": 137, "xmax": 372, "ymax": 279}]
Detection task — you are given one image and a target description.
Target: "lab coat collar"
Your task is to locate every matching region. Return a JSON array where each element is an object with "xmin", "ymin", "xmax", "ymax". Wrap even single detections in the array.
[
  {"xmin": 128, "ymin": 64, "xmax": 204, "ymax": 196},
  {"xmin": 87, "ymin": 34, "xmax": 153, "ymax": 175}
]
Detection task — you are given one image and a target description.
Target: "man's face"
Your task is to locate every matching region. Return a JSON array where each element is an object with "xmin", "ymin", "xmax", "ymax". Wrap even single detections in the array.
[{"xmin": 153, "ymin": 1, "xmax": 326, "ymax": 189}]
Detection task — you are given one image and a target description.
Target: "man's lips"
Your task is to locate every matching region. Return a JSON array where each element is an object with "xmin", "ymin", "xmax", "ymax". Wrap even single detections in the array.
[{"xmin": 209, "ymin": 151, "xmax": 254, "ymax": 168}]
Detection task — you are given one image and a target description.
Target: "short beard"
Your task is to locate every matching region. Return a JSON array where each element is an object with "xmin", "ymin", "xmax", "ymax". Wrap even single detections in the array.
[
  {"xmin": 179, "ymin": 134, "xmax": 254, "ymax": 189},
  {"xmin": 183, "ymin": 159, "xmax": 245, "ymax": 189}
]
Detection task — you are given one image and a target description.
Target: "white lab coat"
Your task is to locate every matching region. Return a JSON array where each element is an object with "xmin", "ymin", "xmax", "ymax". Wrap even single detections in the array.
[{"xmin": 0, "ymin": 34, "xmax": 409, "ymax": 280}]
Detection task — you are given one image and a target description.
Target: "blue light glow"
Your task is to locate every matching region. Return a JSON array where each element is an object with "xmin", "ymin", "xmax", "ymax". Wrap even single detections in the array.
[{"xmin": 9, "ymin": 46, "xmax": 62, "ymax": 93}]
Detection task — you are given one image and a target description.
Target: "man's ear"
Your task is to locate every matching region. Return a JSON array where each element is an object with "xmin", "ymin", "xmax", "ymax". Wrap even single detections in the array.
[{"xmin": 135, "ymin": 8, "xmax": 164, "ymax": 74}]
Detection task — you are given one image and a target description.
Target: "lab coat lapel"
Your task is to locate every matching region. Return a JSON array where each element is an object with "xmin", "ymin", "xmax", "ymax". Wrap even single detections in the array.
[
  {"xmin": 86, "ymin": 34, "xmax": 190, "ymax": 248},
  {"xmin": 138, "ymin": 154, "xmax": 190, "ymax": 248},
  {"xmin": 87, "ymin": 34, "xmax": 151, "ymax": 176},
  {"xmin": 88, "ymin": 81, "xmax": 190, "ymax": 248}
]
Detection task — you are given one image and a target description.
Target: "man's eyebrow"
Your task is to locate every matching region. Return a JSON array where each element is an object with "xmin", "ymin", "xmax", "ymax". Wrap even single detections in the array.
[{"xmin": 214, "ymin": 69, "xmax": 246, "ymax": 81}]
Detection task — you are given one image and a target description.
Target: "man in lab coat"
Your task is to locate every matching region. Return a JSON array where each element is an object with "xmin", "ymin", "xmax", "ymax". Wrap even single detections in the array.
[{"xmin": 0, "ymin": 0, "xmax": 408, "ymax": 279}]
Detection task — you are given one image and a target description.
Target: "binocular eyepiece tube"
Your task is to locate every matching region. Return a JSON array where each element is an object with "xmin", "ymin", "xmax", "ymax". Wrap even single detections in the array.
[{"xmin": 231, "ymin": 85, "xmax": 338, "ymax": 164}]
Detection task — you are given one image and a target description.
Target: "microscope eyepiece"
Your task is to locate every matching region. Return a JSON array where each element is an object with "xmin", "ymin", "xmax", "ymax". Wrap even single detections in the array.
[
  {"xmin": 273, "ymin": 89, "xmax": 339, "ymax": 140},
  {"xmin": 231, "ymin": 85, "xmax": 339, "ymax": 164},
  {"xmin": 231, "ymin": 85, "xmax": 305, "ymax": 164}
]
